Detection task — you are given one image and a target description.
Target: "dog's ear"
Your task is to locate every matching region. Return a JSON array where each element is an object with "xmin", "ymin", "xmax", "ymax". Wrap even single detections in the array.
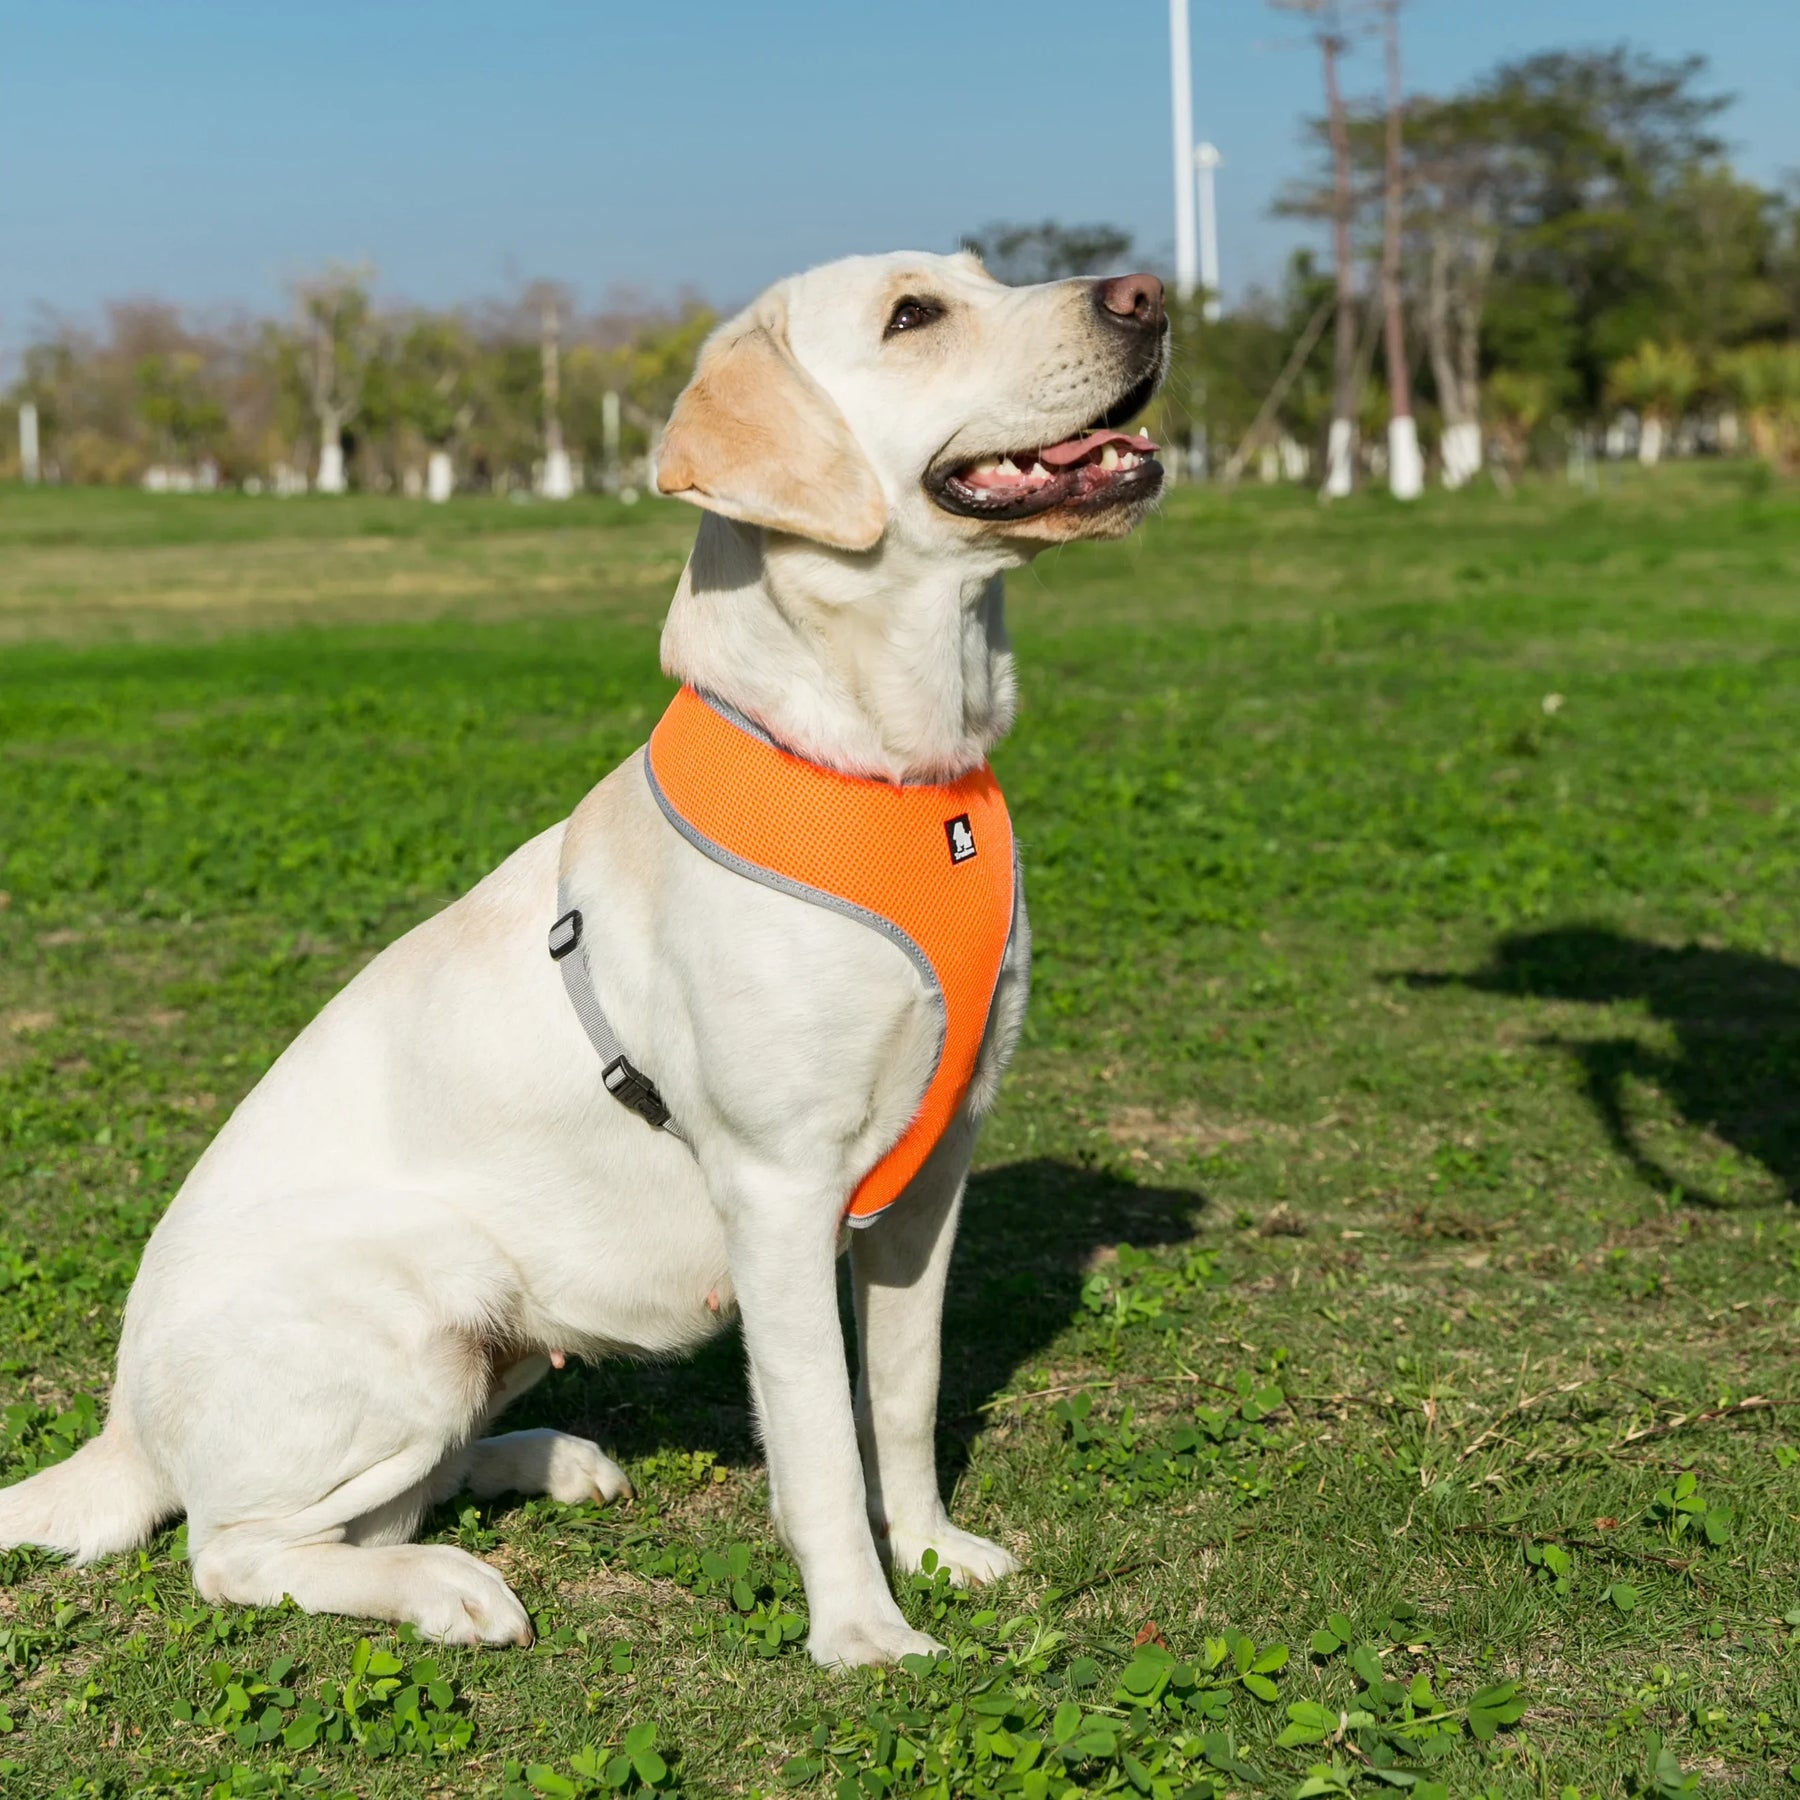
[{"xmin": 655, "ymin": 296, "xmax": 886, "ymax": 553}]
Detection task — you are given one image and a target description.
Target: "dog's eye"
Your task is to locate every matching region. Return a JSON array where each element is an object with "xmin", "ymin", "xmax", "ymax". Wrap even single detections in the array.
[{"xmin": 885, "ymin": 297, "xmax": 942, "ymax": 337}]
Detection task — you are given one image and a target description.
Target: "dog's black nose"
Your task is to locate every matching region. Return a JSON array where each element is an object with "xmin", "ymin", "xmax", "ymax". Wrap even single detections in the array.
[{"xmin": 1095, "ymin": 272, "xmax": 1166, "ymax": 330}]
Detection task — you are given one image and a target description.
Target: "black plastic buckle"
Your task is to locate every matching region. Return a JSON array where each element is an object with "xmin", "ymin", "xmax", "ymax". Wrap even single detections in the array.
[
  {"xmin": 601, "ymin": 1055, "xmax": 672, "ymax": 1130},
  {"xmin": 548, "ymin": 909, "xmax": 582, "ymax": 960}
]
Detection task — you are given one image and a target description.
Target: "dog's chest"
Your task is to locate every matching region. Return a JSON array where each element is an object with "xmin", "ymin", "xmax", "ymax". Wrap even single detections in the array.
[{"xmin": 506, "ymin": 1162, "xmax": 736, "ymax": 1360}]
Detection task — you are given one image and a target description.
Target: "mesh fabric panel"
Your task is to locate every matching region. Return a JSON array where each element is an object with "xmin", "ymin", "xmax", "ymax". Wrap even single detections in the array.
[{"xmin": 648, "ymin": 686, "xmax": 1015, "ymax": 1220}]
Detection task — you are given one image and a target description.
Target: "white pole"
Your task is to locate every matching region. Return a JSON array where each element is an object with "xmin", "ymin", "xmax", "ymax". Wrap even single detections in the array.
[
  {"xmin": 1194, "ymin": 142, "xmax": 1222, "ymax": 323},
  {"xmin": 539, "ymin": 295, "xmax": 574, "ymax": 500},
  {"xmin": 19, "ymin": 402, "xmax": 40, "ymax": 484},
  {"xmin": 601, "ymin": 390, "xmax": 621, "ymax": 490},
  {"xmin": 1169, "ymin": 0, "xmax": 1197, "ymax": 301}
]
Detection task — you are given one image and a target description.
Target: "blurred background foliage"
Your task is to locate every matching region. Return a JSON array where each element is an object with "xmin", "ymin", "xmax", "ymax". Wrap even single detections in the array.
[{"xmin": 3, "ymin": 45, "xmax": 1798, "ymax": 495}]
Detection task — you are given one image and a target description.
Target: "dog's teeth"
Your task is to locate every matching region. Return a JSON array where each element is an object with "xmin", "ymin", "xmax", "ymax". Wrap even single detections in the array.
[
  {"xmin": 1100, "ymin": 445, "xmax": 1120, "ymax": 470},
  {"xmin": 969, "ymin": 457, "xmax": 999, "ymax": 476},
  {"xmin": 1029, "ymin": 461, "xmax": 1050, "ymax": 480},
  {"xmin": 1120, "ymin": 452, "xmax": 1140, "ymax": 469},
  {"xmin": 996, "ymin": 457, "xmax": 1021, "ymax": 477}
]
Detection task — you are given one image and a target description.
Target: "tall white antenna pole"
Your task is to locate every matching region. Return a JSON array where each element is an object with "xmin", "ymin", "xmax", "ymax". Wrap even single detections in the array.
[
  {"xmin": 1169, "ymin": 0, "xmax": 1197, "ymax": 300},
  {"xmin": 1194, "ymin": 142, "xmax": 1222, "ymax": 322}
]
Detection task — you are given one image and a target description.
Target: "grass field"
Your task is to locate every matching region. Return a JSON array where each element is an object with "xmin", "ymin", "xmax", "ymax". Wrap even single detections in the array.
[{"xmin": 2, "ymin": 468, "xmax": 1798, "ymax": 1799}]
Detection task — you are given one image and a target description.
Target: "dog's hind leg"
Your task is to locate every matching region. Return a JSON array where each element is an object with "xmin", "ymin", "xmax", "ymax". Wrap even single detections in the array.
[
  {"xmin": 190, "ymin": 1442, "xmax": 534, "ymax": 1648},
  {"xmin": 194, "ymin": 1531, "xmax": 533, "ymax": 1647},
  {"xmin": 159, "ymin": 1209, "xmax": 539, "ymax": 1644}
]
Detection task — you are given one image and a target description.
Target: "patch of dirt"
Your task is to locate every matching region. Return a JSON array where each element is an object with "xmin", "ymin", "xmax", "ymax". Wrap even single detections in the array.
[
  {"xmin": 1391, "ymin": 1204, "xmax": 1503, "ymax": 1243},
  {"xmin": 1257, "ymin": 1204, "xmax": 1310, "ymax": 1238},
  {"xmin": 559, "ymin": 1566, "xmax": 654, "ymax": 1605},
  {"xmin": 1604, "ymin": 1212, "xmax": 1705, "ymax": 1248},
  {"xmin": 2, "ymin": 1009, "xmax": 53, "ymax": 1034},
  {"xmin": 1107, "ymin": 1105, "xmax": 1289, "ymax": 1154},
  {"xmin": 650, "ymin": 1475, "xmax": 747, "ymax": 1530}
]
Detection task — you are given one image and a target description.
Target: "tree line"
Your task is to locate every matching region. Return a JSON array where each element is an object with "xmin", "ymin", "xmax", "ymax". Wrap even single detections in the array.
[
  {"xmin": 3, "ymin": 275, "xmax": 715, "ymax": 495},
  {"xmin": 1171, "ymin": 36, "xmax": 1800, "ymax": 486},
  {"xmin": 3, "ymin": 39, "xmax": 1796, "ymax": 496}
]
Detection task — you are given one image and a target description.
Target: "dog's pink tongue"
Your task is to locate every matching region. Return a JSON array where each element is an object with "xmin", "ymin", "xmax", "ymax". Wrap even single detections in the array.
[{"xmin": 1038, "ymin": 428, "xmax": 1158, "ymax": 469}]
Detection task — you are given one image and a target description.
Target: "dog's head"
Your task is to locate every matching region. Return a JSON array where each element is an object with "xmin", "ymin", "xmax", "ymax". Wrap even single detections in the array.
[{"xmin": 654, "ymin": 251, "xmax": 1167, "ymax": 561}]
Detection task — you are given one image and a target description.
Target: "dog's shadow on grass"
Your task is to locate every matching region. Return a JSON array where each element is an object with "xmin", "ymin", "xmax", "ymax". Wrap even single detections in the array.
[
  {"xmin": 528, "ymin": 1156, "xmax": 1204, "ymax": 1486},
  {"xmin": 1405, "ymin": 924, "xmax": 1800, "ymax": 1209}
]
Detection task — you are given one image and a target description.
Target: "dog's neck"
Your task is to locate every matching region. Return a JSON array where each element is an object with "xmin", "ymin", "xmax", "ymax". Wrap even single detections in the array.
[{"xmin": 659, "ymin": 514, "xmax": 1019, "ymax": 784}]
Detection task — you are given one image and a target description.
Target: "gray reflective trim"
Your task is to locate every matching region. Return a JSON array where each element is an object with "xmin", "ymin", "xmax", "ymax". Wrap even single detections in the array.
[
  {"xmin": 696, "ymin": 688, "xmax": 782, "ymax": 750},
  {"xmin": 643, "ymin": 744, "xmax": 950, "ymax": 1079},
  {"xmin": 691, "ymin": 689, "xmax": 961, "ymax": 792},
  {"xmin": 847, "ymin": 845, "xmax": 1017, "ymax": 1234},
  {"xmin": 989, "ymin": 838, "xmax": 1023, "ymax": 1033},
  {"xmin": 554, "ymin": 870, "xmax": 691, "ymax": 1147}
]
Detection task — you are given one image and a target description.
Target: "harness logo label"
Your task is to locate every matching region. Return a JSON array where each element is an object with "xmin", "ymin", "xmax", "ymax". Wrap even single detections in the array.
[{"xmin": 945, "ymin": 814, "xmax": 977, "ymax": 864}]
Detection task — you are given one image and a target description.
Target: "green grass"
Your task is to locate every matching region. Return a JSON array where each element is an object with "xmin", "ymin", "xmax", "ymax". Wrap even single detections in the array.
[{"xmin": 2, "ymin": 466, "xmax": 1798, "ymax": 1798}]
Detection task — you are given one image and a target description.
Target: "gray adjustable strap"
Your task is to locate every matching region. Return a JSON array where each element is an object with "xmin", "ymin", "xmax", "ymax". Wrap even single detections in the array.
[{"xmin": 549, "ymin": 879, "xmax": 689, "ymax": 1145}]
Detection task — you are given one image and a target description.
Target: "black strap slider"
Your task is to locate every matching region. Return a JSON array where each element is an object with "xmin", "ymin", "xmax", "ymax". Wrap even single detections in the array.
[
  {"xmin": 548, "ymin": 909, "xmax": 583, "ymax": 960},
  {"xmin": 601, "ymin": 1055, "xmax": 672, "ymax": 1130}
]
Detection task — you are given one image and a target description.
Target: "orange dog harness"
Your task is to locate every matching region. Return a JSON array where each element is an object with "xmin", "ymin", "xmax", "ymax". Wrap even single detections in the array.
[{"xmin": 550, "ymin": 687, "xmax": 1016, "ymax": 1225}]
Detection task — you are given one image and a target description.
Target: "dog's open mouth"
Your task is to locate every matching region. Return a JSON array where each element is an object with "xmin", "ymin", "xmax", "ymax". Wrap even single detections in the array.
[{"xmin": 927, "ymin": 415, "xmax": 1164, "ymax": 522}]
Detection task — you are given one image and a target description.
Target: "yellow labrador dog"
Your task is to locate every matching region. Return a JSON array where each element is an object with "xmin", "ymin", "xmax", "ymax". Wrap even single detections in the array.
[{"xmin": 0, "ymin": 252, "xmax": 1167, "ymax": 1667}]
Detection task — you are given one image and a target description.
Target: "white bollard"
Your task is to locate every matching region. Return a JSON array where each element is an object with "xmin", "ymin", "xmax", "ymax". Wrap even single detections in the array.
[
  {"xmin": 1441, "ymin": 421, "xmax": 1482, "ymax": 489},
  {"xmin": 1324, "ymin": 419, "xmax": 1355, "ymax": 498},
  {"xmin": 541, "ymin": 447, "xmax": 574, "ymax": 500},
  {"xmin": 19, "ymin": 402, "xmax": 40, "ymax": 484},
  {"xmin": 602, "ymin": 390, "xmax": 622, "ymax": 492},
  {"xmin": 1387, "ymin": 416, "xmax": 1423, "ymax": 500}
]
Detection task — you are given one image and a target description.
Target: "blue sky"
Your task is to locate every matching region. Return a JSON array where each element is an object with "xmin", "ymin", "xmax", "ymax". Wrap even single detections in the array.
[{"xmin": 2, "ymin": 0, "xmax": 1795, "ymax": 368}]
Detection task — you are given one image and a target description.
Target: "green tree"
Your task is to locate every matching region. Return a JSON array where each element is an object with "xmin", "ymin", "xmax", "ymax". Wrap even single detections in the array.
[
  {"xmin": 1772, "ymin": 178, "xmax": 1800, "ymax": 335},
  {"xmin": 134, "ymin": 350, "xmax": 226, "ymax": 466},
  {"xmin": 394, "ymin": 317, "xmax": 477, "ymax": 449},
  {"xmin": 288, "ymin": 266, "xmax": 376, "ymax": 492},
  {"xmin": 1484, "ymin": 368, "xmax": 1554, "ymax": 479},
  {"xmin": 1477, "ymin": 47, "xmax": 1731, "ymax": 405},
  {"xmin": 1405, "ymin": 92, "xmax": 1507, "ymax": 483},
  {"xmin": 1606, "ymin": 340, "xmax": 1701, "ymax": 463},
  {"xmin": 1323, "ymin": 44, "xmax": 1776, "ymax": 463},
  {"xmin": 1656, "ymin": 165, "xmax": 1784, "ymax": 351},
  {"xmin": 1715, "ymin": 342, "xmax": 1800, "ymax": 468},
  {"xmin": 568, "ymin": 305, "xmax": 718, "ymax": 475}
]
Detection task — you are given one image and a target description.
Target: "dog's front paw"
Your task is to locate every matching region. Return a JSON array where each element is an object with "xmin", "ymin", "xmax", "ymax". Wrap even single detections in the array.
[
  {"xmin": 807, "ymin": 1611, "xmax": 945, "ymax": 1669},
  {"xmin": 884, "ymin": 1521, "xmax": 1020, "ymax": 1588},
  {"xmin": 407, "ymin": 1546, "xmax": 536, "ymax": 1647}
]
